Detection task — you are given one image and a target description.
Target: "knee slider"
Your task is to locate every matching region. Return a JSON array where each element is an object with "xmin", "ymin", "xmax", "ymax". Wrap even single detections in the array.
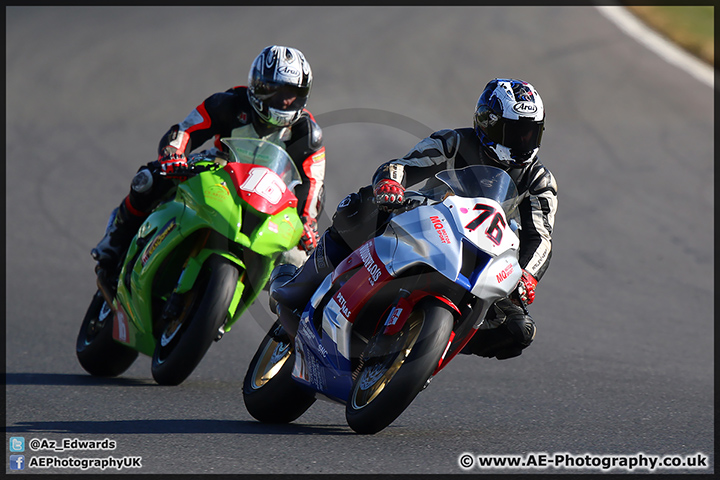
[
  {"xmin": 467, "ymin": 314, "xmax": 536, "ymax": 360},
  {"xmin": 504, "ymin": 314, "xmax": 536, "ymax": 348}
]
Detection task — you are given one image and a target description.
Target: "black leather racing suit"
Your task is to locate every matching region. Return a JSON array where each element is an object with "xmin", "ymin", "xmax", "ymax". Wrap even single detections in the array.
[{"xmin": 274, "ymin": 127, "xmax": 558, "ymax": 360}]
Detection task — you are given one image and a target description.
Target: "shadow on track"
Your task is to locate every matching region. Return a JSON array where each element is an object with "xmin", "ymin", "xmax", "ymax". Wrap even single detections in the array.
[
  {"xmin": 5, "ymin": 418, "xmax": 351, "ymax": 436},
  {"xmin": 4, "ymin": 372, "xmax": 154, "ymax": 387}
]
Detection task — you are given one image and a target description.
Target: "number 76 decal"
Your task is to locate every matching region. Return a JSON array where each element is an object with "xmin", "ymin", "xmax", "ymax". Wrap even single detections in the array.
[{"xmin": 464, "ymin": 203, "xmax": 506, "ymax": 246}]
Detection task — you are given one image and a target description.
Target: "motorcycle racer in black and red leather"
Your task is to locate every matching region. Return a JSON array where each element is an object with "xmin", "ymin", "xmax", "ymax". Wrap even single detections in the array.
[
  {"xmin": 92, "ymin": 45, "xmax": 325, "ymax": 268},
  {"xmin": 271, "ymin": 78, "xmax": 557, "ymax": 361}
]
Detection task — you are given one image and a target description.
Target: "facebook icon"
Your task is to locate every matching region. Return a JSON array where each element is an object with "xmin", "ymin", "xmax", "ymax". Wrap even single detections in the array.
[{"xmin": 9, "ymin": 455, "xmax": 25, "ymax": 470}]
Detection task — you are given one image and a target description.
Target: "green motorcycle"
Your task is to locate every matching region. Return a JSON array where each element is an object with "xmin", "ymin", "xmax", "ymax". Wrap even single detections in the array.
[{"xmin": 77, "ymin": 137, "xmax": 303, "ymax": 385}]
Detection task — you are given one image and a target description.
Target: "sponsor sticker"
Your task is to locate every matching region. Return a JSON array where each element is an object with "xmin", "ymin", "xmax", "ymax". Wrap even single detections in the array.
[
  {"xmin": 141, "ymin": 219, "xmax": 177, "ymax": 265},
  {"xmin": 336, "ymin": 292, "xmax": 351, "ymax": 319},
  {"xmin": 387, "ymin": 307, "xmax": 403, "ymax": 326},
  {"xmin": 430, "ymin": 215, "xmax": 452, "ymax": 244},
  {"xmin": 113, "ymin": 306, "xmax": 129, "ymax": 343},
  {"xmin": 204, "ymin": 182, "xmax": 232, "ymax": 202},
  {"xmin": 359, "ymin": 243, "xmax": 382, "ymax": 285},
  {"xmin": 512, "ymin": 101, "xmax": 538, "ymax": 115},
  {"xmin": 496, "ymin": 263, "xmax": 514, "ymax": 284}
]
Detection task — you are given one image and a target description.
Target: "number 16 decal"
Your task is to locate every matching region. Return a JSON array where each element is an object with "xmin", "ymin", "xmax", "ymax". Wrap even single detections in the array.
[
  {"xmin": 465, "ymin": 203, "xmax": 506, "ymax": 246},
  {"xmin": 240, "ymin": 167, "xmax": 286, "ymax": 204}
]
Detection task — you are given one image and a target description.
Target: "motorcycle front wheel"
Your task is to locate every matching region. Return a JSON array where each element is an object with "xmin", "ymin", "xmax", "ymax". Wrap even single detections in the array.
[
  {"xmin": 151, "ymin": 255, "xmax": 238, "ymax": 386},
  {"xmin": 346, "ymin": 297, "xmax": 454, "ymax": 434},
  {"xmin": 242, "ymin": 322, "xmax": 316, "ymax": 423},
  {"xmin": 76, "ymin": 290, "xmax": 139, "ymax": 377}
]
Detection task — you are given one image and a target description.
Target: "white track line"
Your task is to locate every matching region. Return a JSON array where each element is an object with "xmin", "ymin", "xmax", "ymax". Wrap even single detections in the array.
[{"xmin": 595, "ymin": 5, "xmax": 714, "ymax": 89}]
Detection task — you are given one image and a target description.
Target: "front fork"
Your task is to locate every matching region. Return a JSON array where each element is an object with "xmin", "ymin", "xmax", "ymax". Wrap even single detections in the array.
[{"xmin": 95, "ymin": 265, "xmax": 119, "ymax": 319}]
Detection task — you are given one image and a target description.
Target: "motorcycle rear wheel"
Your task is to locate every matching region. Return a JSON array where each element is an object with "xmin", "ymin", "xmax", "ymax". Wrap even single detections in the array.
[
  {"xmin": 242, "ymin": 322, "xmax": 316, "ymax": 423},
  {"xmin": 76, "ymin": 290, "xmax": 139, "ymax": 377},
  {"xmin": 151, "ymin": 255, "xmax": 238, "ymax": 386},
  {"xmin": 346, "ymin": 297, "xmax": 454, "ymax": 434}
]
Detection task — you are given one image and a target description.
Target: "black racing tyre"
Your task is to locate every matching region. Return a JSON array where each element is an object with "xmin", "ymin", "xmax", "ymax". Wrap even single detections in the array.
[
  {"xmin": 242, "ymin": 322, "xmax": 316, "ymax": 423},
  {"xmin": 151, "ymin": 255, "xmax": 238, "ymax": 386},
  {"xmin": 76, "ymin": 290, "xmax": 139, "ymax": 377},
  {"xmin": 346, "ymin": 297, "xmax": 454, "ymax": 434}
]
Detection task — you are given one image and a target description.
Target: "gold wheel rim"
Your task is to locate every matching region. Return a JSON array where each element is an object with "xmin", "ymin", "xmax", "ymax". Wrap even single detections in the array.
[
  {"xmin": 251, "ymin": 338, "xmax": 292, "ymax": 389},
  {"xmin": 351, "ymin": 313, "xmax": 423, "ymax": 409}
]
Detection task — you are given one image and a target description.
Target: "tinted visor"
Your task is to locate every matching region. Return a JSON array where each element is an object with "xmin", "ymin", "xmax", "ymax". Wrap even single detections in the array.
[
  {"xmin": 487, "ymin": 117, "xmax": 544, "ymax": 154},
  {"xmin": 253, "ymin": 82, "xmax": 309, "ymax": 110}
]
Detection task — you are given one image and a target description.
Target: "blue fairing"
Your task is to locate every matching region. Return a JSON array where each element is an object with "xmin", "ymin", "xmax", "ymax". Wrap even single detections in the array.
[
  {"xmin": 293, "ymin": 305, "xmax": 353, "ymax": 403},
  {"xmin": 455, "ymin": 239, "xmax": 492, "ymax": 291}
]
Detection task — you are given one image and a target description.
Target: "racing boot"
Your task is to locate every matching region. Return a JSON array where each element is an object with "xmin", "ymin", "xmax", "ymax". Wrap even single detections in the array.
[
  {"xmin": 269, "ymin": 229, "xmax": 351, "ymax": 337},
  {"xmin": 268, "ymin": 264, "xmax": 301, "ymax": 315},
  {"xmin": 91, "ymin": 197, "xmax": 146, "ymax": 269}
]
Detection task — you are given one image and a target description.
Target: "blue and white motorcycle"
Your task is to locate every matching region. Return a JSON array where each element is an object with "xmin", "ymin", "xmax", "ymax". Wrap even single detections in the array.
[{"xmin": 243, "ymin": 165, "xmax": 526, "ymax": 434}]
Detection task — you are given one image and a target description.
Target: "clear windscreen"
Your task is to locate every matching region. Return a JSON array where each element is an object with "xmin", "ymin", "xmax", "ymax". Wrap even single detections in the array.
[
  {"xmin": 220, "ymin": 137, "xmax": 302, "ymax": 191},
  {"xmin": 424, "ymin": 165, "xmax": 521, "ymax": 220}
]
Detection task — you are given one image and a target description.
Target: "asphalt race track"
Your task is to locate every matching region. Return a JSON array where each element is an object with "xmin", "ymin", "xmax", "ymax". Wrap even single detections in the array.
[{"xmin": 5, "ymin": 6, "xmax": 714, "ymax": 475}]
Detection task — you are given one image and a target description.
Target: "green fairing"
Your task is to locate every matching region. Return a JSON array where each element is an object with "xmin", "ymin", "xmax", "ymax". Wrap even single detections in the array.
[{"xmin": 112, "ymin": 147, "xmax": 303, "ymax": 355}]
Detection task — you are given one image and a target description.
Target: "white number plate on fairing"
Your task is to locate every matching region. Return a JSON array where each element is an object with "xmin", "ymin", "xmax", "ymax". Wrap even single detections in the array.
[{"xmin": 445, "ymin": 196, "xmax": 518, "ymax": 255}]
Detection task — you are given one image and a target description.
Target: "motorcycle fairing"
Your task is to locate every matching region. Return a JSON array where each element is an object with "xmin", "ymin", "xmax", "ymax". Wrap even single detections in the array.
[
  {"xmin": 292, "ymin": 313, "xmax": 352, "ymax": 403},
  {"xmin": 116, "ymin": 161, "xmax": 300, "ymax": 355},
  {"xmin": 289, "ymin": 169, "xmax": 524, "ymax": 404},
  {"xmin": 224, "ymin": 163, "xmax": 298, "ymax": 216},
  {"xmin": 376, "ymin": 196, "xmax": 521, "ymax": 301},
  {"xmin": 116, "ymin": 199, "xmax": 188, "ymax": 354},
  {"xmin": 292, "ymin": 239, "xmax": 397, "ymax": 403}
]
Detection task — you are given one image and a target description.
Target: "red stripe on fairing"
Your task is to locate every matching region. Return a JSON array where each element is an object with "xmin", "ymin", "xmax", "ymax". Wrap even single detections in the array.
[
  {"xmin": 382, "ymin": 291, "xmax": 460, "ymax": 336},
  {"xmin": 435, "ymin": 329, "xmax": 477, "ymax": 375},
  {"xmin": 438, "ymin": 331, "xmax": 455, "ymax": 369},
  {"xmin": 434, "ymin": 295, "xmax": 462, "ymax": 315},
  {"xmin": 330, "ymin": 240, "xmax": 393, "ymax": 324}
]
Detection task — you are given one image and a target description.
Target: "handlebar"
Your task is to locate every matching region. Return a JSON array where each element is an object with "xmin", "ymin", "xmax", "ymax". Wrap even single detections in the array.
[
  {"xmin": 372, "ymin": 192, "xmax": 428, "ymax": 214},
  {"xmin": 157, "ymin": 163, "xmax": 216, "ymax": 180}
]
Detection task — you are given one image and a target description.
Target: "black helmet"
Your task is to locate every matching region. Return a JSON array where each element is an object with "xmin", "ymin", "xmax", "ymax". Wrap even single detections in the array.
[
  {"xmin": 474, "ymin": 78, "xmax": 545, "ymax": 167},
  {"xmin": 247, "ymin": 45, "xmax": 312, "ymax": 127}
]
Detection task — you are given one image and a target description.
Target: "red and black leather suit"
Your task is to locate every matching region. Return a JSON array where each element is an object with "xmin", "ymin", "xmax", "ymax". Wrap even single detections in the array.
[{"xmin": 122, "ymin": 85, "xmax": 326, "ymax": 250}]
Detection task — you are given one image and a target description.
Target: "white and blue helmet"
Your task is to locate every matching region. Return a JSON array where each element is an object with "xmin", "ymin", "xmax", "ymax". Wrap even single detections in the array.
[
  {"xmin": 247, "ymin": 45, "xmax": 313, "ymax": 127},
  {"xmin": 474, "ymin": 78, "xmax": 545, "ymax": 167}
]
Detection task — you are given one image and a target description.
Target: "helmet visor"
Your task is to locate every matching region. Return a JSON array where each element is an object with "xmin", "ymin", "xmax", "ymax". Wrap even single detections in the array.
[
  {"xmin": 495, "ymin": 118, "xmax": 544, "ymax": 153},
  {"xmin": 253, "ymin": 82, "xmax": 309, "ymax": 111}
]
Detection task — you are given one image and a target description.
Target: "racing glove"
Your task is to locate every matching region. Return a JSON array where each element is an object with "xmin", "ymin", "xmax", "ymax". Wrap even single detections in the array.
[
  {"xmin": 373, "ymin": 178, "xmax": 405, "ymax": 210},
  {"xmin": 517, "ymin": 270, "xmax": 538, "ymax": 305},
  {"xmin": 299, "ymin": 216, "xmax": 319, "ymax": 252},
  {"xmin": 158, "ymin": 146, "xmax": 188, "ymax": 177}
]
